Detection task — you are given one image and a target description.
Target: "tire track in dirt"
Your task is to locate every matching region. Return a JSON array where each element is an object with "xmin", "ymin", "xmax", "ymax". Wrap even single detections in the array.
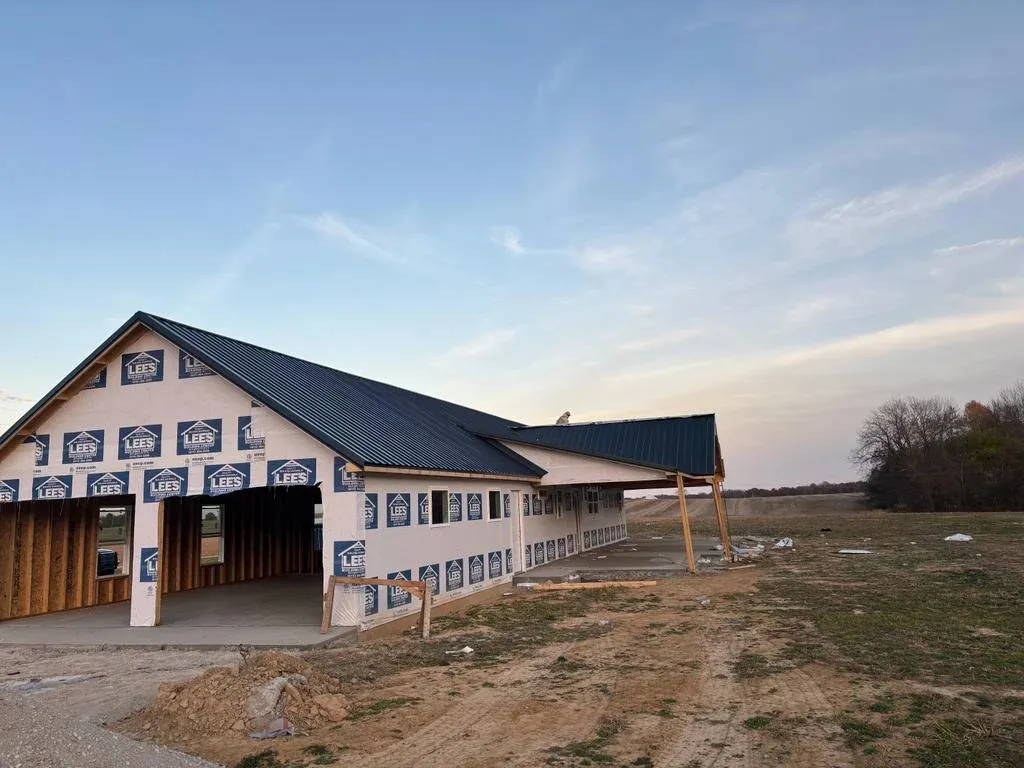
[
  {"xmin": 360, "ymin": 641, "xmax": 609, "ymax": 768},
  {"xmin": 659, "ymin": 621, "xmax": 854, "ymax": 768}
]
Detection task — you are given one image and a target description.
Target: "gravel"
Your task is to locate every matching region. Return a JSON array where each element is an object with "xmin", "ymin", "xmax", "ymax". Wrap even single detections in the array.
[{"xmin": 0, "ymin": 692, "xmax": 224, "ymax": 768}]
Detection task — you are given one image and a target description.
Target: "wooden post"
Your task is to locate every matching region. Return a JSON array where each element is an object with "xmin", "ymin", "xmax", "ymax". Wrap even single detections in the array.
[
  {"xmin": 675, "ymin": 474, "xmax": 696, "ymax": 575},
  {"xmin": 419, "ymin": 586, "xmax": 432, "ymax": 640},
  {"xmin": 711, "ymin": 477, "xmax": 732, "ymax": 559},
  {"xmin": 321, "ymin": 575, "xmax": 337, "ymax": 634}
]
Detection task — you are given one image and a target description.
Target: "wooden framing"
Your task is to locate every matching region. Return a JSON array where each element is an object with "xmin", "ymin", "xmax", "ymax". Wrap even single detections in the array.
[
  {"xmin": 675, "ymin": 473, "xmax": 697, "ymax": 575},
  {"xmin": 711, "ymin": 476, "xmax": 732, "ymax": 558},
  {"xmin": 321, "ymin": 575, "xmax": 432, "ymax": 639},
  {"xmin": 0, "ymin": 499, "xmax": 131, "ymax": 621}
]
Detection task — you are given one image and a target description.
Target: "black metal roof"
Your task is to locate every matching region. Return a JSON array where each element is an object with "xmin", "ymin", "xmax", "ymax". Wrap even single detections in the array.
[
  {"xmin": 0, "ymin": 312, "xmax": 720, "ymax": 479},
  {"xmin": 504, "ymin": 416, "xmax": 719, "ymax": 477}
]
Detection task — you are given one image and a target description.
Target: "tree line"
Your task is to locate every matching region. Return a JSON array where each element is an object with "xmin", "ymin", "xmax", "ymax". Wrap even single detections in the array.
[
  {"xmin": 661, "ymin": 480, "xmax": 866, "ymax": 501},
  {"xmin": 853, "ymin": 380, "xmax": 1024, "ymax": 512}
]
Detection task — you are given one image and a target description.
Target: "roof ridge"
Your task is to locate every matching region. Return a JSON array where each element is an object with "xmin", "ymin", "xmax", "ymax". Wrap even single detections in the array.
[
  {"xmin": 514, "ymin": 414, "xmax": 714, "ymax": 430},
  {"xmin": 142, "ymin": 311, "xmax": 526, "ymax": 428}
]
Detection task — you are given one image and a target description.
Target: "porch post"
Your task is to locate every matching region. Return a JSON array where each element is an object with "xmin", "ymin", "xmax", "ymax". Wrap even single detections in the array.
[
  {"xmin": 129, "ymin": 498, "xmax": 164, "ymax": 627},
  {"xmin": 711, "ymin": 476, "xmax": 732, "ymax": 558},
  {"xmin": 675, "ymin": 474, "xmax": 697, "ymax": 575}
]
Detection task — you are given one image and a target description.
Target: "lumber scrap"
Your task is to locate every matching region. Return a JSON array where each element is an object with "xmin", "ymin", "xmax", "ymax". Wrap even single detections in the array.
[{"xmin": 533, "ymin": 580, "xmax": 657, "ymax": 591}]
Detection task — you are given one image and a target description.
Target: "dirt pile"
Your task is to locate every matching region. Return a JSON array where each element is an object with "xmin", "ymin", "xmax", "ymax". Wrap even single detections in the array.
[{"xmin": 132, "ymin": 651, "xmax": 348, "ymax": 738}]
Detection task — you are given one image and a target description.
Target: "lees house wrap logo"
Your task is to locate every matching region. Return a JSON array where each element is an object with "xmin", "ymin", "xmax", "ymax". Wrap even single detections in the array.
[
  {"xmin": 33, "ymin": 475, "xmax": 72, "ymax": 500},
  {"xmin": 177, "ymin": 419, "xmax": 222, "ymax": 455},
  {"xmin": 143, "ymin": 467, "xmax": 188, "ymax": 503},
  {"xmin": 0, "ymin": 479, "xmax": 19, "ymax": 503},
  {"xmin": 203, "ymin": 463, "xmax": 250, "ymax": 496},
  {"xmin": 178, "ymin": 349, "xmax": 215, "ymax": 379},
  {"xmin": 22, "ymin": 435, "xmax": 49, "ymax": 466},
  {"xmin": 63, "ymin": 430, "xmax": 104, "ymax": 465},
  {"xmin": 87, "ymin": 471, "xmax": 129, "ymax": 497},
  {"xmin": 121, "ymin": 350, "xmax": 164, "ymax": 385},
  {"xmin": 118, "ymin": 425, "xmax": 162, "ymax": 461},
  {"xmin": 267, "ymin": 459, "xmax": 316, "ymax": 486}
]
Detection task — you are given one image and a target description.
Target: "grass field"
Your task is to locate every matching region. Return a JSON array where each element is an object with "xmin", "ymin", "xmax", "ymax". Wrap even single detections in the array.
[{"xmin": 119, "ymin": 507, "xmax": 1024, "ymax": 768}]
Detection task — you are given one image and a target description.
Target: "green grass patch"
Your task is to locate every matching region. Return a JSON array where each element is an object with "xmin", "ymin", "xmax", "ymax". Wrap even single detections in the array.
[
  {"xmin": 346, "ymin": 697, "xmax": 421, "ymax": 721},
  {"xmin": 743, "ymin": 715, "xmax": 774, "ymax": 730},
  {"xmin": 841, "ymin": 718, "xmax": 888, "ymax": 747},
  {"xmin": 545, "ymin": 719, "xmax": 622, "ymax": 765},
  {"xmin": 733, "ymin": 653, "xmax": 774, "ymax": 678}
]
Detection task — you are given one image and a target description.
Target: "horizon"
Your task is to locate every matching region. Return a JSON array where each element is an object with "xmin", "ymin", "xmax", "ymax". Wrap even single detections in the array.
[{"xmin": 2, "ymin": 1, "xmax": 1023, "ymax": 487}]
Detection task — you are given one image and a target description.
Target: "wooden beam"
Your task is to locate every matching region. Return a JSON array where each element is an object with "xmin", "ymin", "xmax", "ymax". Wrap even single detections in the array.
[
  {"xmin": 675, "ymin": 473, "xmax": 697, "ymax": 575},
  {"xmin": 0, "ymin": 506, "xmax": 17, "ymax": 619},
  {"xmin": 711, "ymin": 476, "xmax": 732, "ymax": 559},
  {"xmin": 533, "ymin": 580, "xmax": 657, "ymax": 591}
]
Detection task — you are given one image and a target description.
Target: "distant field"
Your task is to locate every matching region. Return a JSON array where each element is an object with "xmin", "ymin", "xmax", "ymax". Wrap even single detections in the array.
[{"xmin": 626, "ymin": 492, "xmax": 868, "ymax": 521}]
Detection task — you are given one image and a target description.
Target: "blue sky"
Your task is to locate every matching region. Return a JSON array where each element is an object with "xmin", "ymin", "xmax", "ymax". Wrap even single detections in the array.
[{"xmin": 2, "ymin": 1, "xmax": 1023, "ymax": 487}]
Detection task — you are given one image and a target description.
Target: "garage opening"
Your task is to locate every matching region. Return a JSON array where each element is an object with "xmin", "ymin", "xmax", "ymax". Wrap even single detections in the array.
[{"xmin": 0, "ymin": 485, "xmax": 325, "ymax": 628}]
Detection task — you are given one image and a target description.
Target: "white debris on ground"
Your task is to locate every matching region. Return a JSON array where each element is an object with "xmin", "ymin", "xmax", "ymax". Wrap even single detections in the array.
[
  {"xmin": 838, "ymin": 549, "xmax": 874, "ymax": 555},
  {"xmin": 773, "ymin": 538, "xmax": 794, "ymax": 549},
  {"xmin": 944, "ymin": 533, "xmax": 974, "ymax": 542}
]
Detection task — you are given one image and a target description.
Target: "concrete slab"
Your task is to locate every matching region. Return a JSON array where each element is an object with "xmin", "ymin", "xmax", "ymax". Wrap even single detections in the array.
[
  {"xmin": 0, "ymin": 576, "xmax": 355, "ymax": 650},
  {"xmin": 514, "ymin": 537, "xmax": 726, "ymax": 583}
]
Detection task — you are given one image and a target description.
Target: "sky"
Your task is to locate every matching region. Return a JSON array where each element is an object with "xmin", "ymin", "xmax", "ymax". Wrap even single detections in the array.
[{"xmin": 1, "ymin": 1, "xmax": 1023, "ymax": 488}]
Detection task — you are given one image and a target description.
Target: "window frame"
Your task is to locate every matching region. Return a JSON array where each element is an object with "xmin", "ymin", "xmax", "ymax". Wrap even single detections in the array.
[
  {"xmin": 429, "ymin": 487, "xmax": 451, "ymax": 527},
  {"xmin": 96, "ymin": 504, "xmax": 132, "ymax": 580},
  {"xmin": 200, "ymin": 503, "xmax": 226, "ymax": 567},
  {"xmin": 585, "ymin": 487, "xmax": 600, "ymax": 515},
  {"xmin": 486, "ymin": 489, "xmax": 502, "ymax": 522}
]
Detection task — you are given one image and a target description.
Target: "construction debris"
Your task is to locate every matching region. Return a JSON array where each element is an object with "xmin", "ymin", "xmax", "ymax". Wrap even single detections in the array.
[
  {"xmin": 249, "ymin": 716, "xmax": 294, "ymax": 740},
  {"xmin": 773, "ymin": 538, "xmax": 794, "ymax": 549},
  {"xmin": 445, "ymin": 646, "xmax": 474, "ymax": 655},
  {"xmin": 944, "ymin": 533, "xmax": 974, "ymax": 542},
  {"xmin": 697, "ymin": 597, "xmax": 712, "ymax": 608},
  {"xmin": 838, "ymin": 549, "xmax": 874, "ymax": 555}
]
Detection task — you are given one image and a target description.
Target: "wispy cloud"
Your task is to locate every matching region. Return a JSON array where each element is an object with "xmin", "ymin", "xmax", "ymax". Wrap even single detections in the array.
[
  {"xmin": 441, "ymin": 328, "xmax": 518, "ymax": 362},
  {"xmin": 298, "ymin": 212, "xmax": 407, "ymax": 263},
  {"xmin": 617, "ymin": 329, "xmax": 700, "ymax": 352},
  {"xmin": 929, "ymin": 237, "xmax": 1024, "ymax": 279},
  {"xmin": 0, "ymin": 390, "xmax": 32, "ymax": 405},
  {"xmin": 490, "ymin": 226, "xmax": 525, "ymax": 255},
  {"xmin": 787, "ymin": 156, "xmax": 1024, "ymax": 263},
  {"xmin": 535, "ymin": 49, "xmax": 584, "ymax": 117},
  {"xmin": 572, "ymin": 244, "xmax": 638, "ymax": 274}
]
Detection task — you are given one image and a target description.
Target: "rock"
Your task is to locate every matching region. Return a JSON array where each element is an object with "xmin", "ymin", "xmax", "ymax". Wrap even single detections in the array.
[
  {"xmin": 232, "ymin": 719, "xmax": 246, "ymax": 731},
  {"xmin": 312, "ymin": 693, "xmax": 349, "ymax": 722},
  {"xmin": 246, "ymin": 674, "xmax": 308, "ymax": 723}
]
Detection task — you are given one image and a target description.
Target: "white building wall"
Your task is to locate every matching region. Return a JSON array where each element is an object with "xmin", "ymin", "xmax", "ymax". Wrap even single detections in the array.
[
  {"xmin": 519, "ymin": 488, "xmax": 627, "ymax": 569},
  {"xmin": 500, "ymin": 442, "xmax": 667, "ymax": 486},
  {"xmin": 359, "ymin": 475, "xmax": 533, "ymax": 629},
  {"xmin": 0, "ymin": 329, "xmax": 363, "ymax": 626}
]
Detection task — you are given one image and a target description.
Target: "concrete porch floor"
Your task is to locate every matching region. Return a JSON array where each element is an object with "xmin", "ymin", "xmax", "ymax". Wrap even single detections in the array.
[
  {"xmin": 515, "ymin": 536, "xmax": 725, "ymax": 583},
  {"xmin": 0, "ymin": 576, "xmax": 355, "ymax": 649}
]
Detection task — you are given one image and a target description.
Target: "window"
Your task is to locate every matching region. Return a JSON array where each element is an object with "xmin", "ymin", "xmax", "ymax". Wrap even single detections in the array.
[
  {"xmin": 488, "ymin": 490, "xmax": 501, "ymax": 520},
  {"xmin": 431, "ymin": 489, "xmax": 449, "ymax": 525},
  {"xmin": 201, "ymin": 504, "xmax": 225, "ymax": 565},
  {"xmin": 585, "ymin": 488, "xmax": 600, "ymax": 515},
  {"xmin": 97, "ymin": 506, "xmax": 131, "ymax": 578}
]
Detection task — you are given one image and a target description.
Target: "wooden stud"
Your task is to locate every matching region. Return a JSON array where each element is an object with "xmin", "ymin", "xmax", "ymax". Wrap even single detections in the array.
[
  {"xmin": 0, "ymin": 504, "xmax": 17, "ymax": 619},
  {"xmin": 322, "ymin": 576, "xmax": 431, "ymax": 635},
  {"xmin": 533, "ymin": 580, "xmax": 658, "ymax": 591},
  {"xmin": 49, "ymin": 507, "xmax": 69, "ymax": 612},
  {"xmin": 16, "ymin": 507, "xmax": 35, "ymax": 617},
  {"xmin": 68, "ymin": 512, "xmax": 84, "ymax": 609},
  {"xmin": 711, "ymin": 477, "xmax": 732, "ymax": 559},
  {"xmin": 85, "ymin": 503, "xmax": 99, "ymax": 607},
  {"xmin": 675, "ymin": 473, "xmax": 697, "ymax": 575}
]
